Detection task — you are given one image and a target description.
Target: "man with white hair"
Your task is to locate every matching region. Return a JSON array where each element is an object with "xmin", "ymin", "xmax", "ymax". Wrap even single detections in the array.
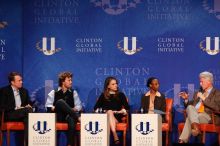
[{"xmin": 178, "ymin": 71, "xmax": 220, "ymax": 143}]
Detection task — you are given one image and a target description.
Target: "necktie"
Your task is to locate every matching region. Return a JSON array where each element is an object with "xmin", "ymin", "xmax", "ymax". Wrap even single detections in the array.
[{"xmin": 197, "ymin": 91, "xmax": 208, "ymax": 113}]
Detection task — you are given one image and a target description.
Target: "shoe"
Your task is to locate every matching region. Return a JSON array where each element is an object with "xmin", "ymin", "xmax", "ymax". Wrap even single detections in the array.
[
  {"xmin": 191, "ymin": 122, "xmax": 200, "ymax": 136},
  {"xmin": 114, "ymin": 139, "xmax": 120, "ymax": 145},
  {"xmin": 178, "ymin": 139, "xmax": 186, "ymax": 143}
]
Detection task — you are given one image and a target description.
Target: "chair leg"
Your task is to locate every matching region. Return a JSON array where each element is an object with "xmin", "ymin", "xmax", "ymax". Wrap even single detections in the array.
[
  {"xmin": 74, "ymin": 135, "xmax": 76, "ymax": 146},
  {"xmin": 202, "ymin": 131, "xmax": 205, "ymax": 144},
  {"xmin": 7, "ymin": 130, "xmax": 10, "ymax": 146},
  {"xmin": 0, "ymin": 131, "xmax": 2, "ymax": 146},
  {"xmin": 166, "ymin": 131, "xmax": 169, "ymax": 146},
  {"xmin": 218, "ymin": 131, "xmax": 220, "ymax": 146},
  {"xmin": 178, "ymin": 127, "xmax": 182, "ymax": 137},
  {"xmin": 123, "ymin": 130, "xmax": 126, "ymax": 146},
  {"xmin": 74, "ymin": 133, "xmax": 79, "ymax": 146}
]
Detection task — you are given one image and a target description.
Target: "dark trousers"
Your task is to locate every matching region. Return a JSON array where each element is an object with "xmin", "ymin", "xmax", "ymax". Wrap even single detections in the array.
[
  {"xmin": 55, "ymin": 99, "xmax": 79, "ymax": 146},
  {"xmin": 6, "ymin": 107, "xmax": 33, "ymax": 146}
]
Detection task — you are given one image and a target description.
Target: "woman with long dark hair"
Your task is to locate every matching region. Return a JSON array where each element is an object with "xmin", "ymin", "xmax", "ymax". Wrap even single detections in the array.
[{"xmin": 94, "ymin": 76, "xmax": 129, "ymax": 145}]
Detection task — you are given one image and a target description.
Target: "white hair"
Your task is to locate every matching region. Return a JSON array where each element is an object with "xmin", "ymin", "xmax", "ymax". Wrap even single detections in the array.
[{"xmin": 199, "ymin": 71, "xmax": 213, "ymax": 83}]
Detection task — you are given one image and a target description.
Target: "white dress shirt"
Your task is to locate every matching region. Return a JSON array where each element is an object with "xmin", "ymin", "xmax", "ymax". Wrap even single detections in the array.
[
  {"xmin": 12, "ymin": 86, "xmax": 21, "ymax": 109},
  {"xmin": 45, "ymin": 87, "xmax": 82, "ymax": 111}
]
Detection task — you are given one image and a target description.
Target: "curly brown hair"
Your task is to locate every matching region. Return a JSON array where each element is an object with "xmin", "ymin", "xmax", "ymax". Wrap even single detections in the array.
[{"xmin": 58, "ymin": 72, "xmax": 73, "ymax": 86}]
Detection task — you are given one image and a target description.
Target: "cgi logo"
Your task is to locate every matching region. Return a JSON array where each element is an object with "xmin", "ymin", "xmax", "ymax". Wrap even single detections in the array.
[
  {"xmin": 136, "ymin": 122, "xmax": 154, "ymax": 135},
  {"xmin": 85, "ymin": 121, "xmax": 103, "ymax": 135},
  {"xmin": 33, "ymin": 121, "xmax": 51, "ymax": 134},
  {"xmin": 203, "ymin": 0, "xmax": 220, "ymax": 19},
  {"xmin": 117, "ymin": 37, "xmax": 143, "ymax": 55},
  {"xmin": 0, "ymin": 21, "xmax": 8, "ymax": 29},
  {"xmin": 91, "ymin": 0, "xmax": 142, "ymax": 15},
  {"xmin": 199, "ymin": 37, "xmax": 220, "ymax": 55},
  {"xmin": 36, "ymin": 37, "xmax": 62, "ymax": 56}
]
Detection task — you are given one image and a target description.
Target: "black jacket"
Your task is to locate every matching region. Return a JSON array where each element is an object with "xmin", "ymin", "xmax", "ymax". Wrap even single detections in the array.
[
  {"xmin": 0, "ymin": 85, "xmax": 31, "ymax": 112},
  {"xmin": 141, "ymin": 91, "xmax": 166, "ymax": 122}
]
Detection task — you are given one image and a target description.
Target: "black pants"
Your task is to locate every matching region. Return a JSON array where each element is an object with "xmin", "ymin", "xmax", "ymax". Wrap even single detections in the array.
[
  {"xmin": 6, "ymin": 107, "xmax": 33, "ymax": 146},
  {"xmin": 55, "ymin": 99, "xmax": 79, "ymax": 146}
]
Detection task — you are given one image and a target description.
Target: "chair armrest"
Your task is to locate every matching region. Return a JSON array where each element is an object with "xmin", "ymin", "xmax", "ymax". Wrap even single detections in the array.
[
  {"xmin": 165, "ymin": 111, "xmax": 172, "ymax": 130},
  {"xmin": 213, "ymin": 111, "xmax": 220, "ymax": 115}
]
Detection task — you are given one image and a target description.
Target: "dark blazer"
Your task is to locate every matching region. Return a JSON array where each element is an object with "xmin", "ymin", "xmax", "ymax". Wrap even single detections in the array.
[
  {"xmin": 141, "ymin": 91, "xmax": 166, "ymax": 122},
  {"xmin": 185, "ymin": 88, "xmax": 220, "ymax": 125},
  {"xmin": 1, "ymin": 85, "xmax": 31, "ymax": 112},
  {"xmin": 0, "ymin": 87, "xmax": 4, "ymax": 109}
]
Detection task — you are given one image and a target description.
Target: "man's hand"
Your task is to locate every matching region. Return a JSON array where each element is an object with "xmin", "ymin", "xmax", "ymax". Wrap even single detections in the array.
[
  {"xmin": 115, "ymin": 109, "xmax": 127, "ymax": 115},
  {"xmin": 72, "ymin": 107, "xmax": 78, "ymax": 112},
  {"xmin": 197, "ymin": 92, "xmax": 206, "ymax": 101},
  {"xmin": 179, "ymin": 92, "xmax": 189, "ymax": 100},
  {"xmin": 25, "ymin": 104, "xmax": 32, "ymax": 108},
  {"xmin": 16, "ymin": 106, "xmax": 24, "ymax": 110}
]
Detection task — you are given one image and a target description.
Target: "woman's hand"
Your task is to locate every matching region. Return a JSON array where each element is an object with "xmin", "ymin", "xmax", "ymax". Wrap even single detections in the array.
[
  {"xmin": 51, "ymin": 106, "xmax": 55, "ymax": 112},
  {"xmin": 179, "ymin": 92, "xmax": 189, "ymax": 100},
  {"xmin": 115, "ymin": 109, "xmax": 127, "ymax": 115}
]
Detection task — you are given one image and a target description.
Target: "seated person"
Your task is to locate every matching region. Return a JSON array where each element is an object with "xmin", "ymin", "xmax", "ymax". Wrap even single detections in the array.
[
  {"xmin": 1, "ymin": 72, "xmax": 33, "ymax": 146},
  {"xmin": 45, "ymin": 72, "xmax": 82, "ymax": 146},
  {"xmin": 141, "ymin": 77, "xmax": 166, "ymax": 122},
  {"xmin": 94, "ymin": 76, "xmax": 129, "ymax": 145},
  {"xmin": 178, "ymin": 71, "xmax": 220, "ymax": 143}
]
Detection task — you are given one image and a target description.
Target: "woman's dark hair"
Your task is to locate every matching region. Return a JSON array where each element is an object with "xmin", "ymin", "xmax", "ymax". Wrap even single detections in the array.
[
  {"xmin": 103, "ymin": 76, "xmax": 119, "ymax": 99},
  {"xmin": 146, "ymin": 77, "xmax": 158, "ymax": 87}
]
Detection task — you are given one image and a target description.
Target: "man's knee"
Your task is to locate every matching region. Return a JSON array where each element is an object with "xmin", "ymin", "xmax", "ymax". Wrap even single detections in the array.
[
  {"xmin": 198, "ymin": 114, "xmax": 211, "ymax": 123},
  {"xmin": 55, "ymin": 99, "xmax": 66, "ymax": 106},
  {"xmin": 186, "ymin": 105, "xmax": 195, "ymax": 114},
  {"xmin": 106, "ymin": 110, "xmax": 113, "ymax": 115}
]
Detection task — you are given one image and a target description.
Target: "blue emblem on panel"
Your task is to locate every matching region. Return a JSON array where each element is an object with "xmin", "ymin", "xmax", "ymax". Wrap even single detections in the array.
[
  {"xmin": 33, "ymin": 121, "xmax": 51, "ymax": 134},
  {"xmin": 136, "ymin": 121, "xmax": 154, "ymax": 135},
  {"xmin": 85, "ymin": 121, "xmax": 103, "ymax": 135}
]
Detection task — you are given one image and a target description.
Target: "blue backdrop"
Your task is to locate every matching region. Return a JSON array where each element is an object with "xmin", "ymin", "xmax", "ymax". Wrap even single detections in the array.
[{"xmin": 1, "ymin": 0, "xmax": 220, "ymax": 145}]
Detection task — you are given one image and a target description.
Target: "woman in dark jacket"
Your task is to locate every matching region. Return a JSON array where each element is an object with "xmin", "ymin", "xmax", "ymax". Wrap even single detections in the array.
[
  {"xmin": 94, "ymin": 76, "xmax": 129, "ymax": 145},
  {"xmin": 141, "ymin": 77, "xmax": 166, "ymax": 122}
]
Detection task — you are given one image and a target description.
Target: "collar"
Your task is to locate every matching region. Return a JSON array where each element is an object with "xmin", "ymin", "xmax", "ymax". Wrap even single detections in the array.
[
  {"xmin": 11, "ymin": 85, "xmax": 19, "ymax": 92},
  {"xmin": 206, "ymin": 87, "xmax": 213, "ymax": 94},
  {"xmin": 145, "ymin": 91, "xmax": 161, "ymax": 97},
  {"xmin": 57, "ymin": 87, "xmax": 72, "ymax": 92}
]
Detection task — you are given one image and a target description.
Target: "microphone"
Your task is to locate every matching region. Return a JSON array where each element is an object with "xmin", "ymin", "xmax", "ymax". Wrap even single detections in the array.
[
  {"xmin": 198, "ymin": 86, "xmax": 204, "ymax": 93},
  {"xmin": 196, "ymin": 86, "xmax": 204, "ymax": 100}
]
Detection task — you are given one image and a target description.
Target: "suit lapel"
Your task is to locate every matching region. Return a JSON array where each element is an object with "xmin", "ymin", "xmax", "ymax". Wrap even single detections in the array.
[
  {"xmin": 8, "ymin": 86, "xmax": 16, "ymax": 106},
  {"xmin": 206, "ymin": 88, "xmax": 215, "ymax": 100},
  {"xmin": 19, "ymin": 89, "xmax": 26, "ymax": 106},
  {"xmin": 146, "ymin": 95, "xmax": 150, "ymax": 108}
]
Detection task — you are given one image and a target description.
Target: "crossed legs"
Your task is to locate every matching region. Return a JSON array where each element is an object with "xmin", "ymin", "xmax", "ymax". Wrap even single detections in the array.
[
  {"xmin": 179, "ymin": 105, "xmax": 211, "ymax": 143},
  {"xmin": 106, "ymin": 110, "xmax": 119, "ymax": 144}
]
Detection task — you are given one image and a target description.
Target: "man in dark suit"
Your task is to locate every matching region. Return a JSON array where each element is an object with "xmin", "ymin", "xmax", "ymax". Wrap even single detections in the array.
[
  {"xmin": 1, "ymin": 72, "xmax": 33, "ymax": 146},
  {"xmin": 178, "ymin": 71, "xmax": 220, "ymax": 143}
]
